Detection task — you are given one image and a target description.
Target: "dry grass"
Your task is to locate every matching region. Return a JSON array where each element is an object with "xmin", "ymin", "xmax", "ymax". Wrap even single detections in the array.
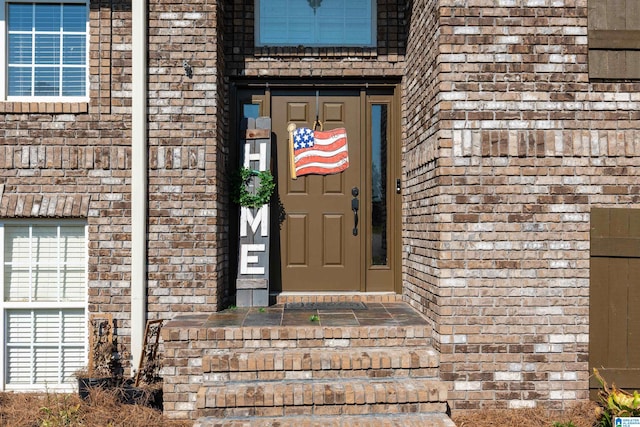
[
  {"xmin": 1, "ymin": 389, "xmax": 602, "ymax": 427},
  {"xmin": 0, "ymin": 388, "xmax": 191, "ymax": 427},
  {"xmin": 453, "ymin": 400, "xmax": 601, "ymax": 427}
]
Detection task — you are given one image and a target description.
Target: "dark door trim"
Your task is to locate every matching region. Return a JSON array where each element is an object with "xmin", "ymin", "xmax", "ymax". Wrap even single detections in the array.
[{"xmin": 230, "ymin": 80, "xmax": 402, "ymax": 294}]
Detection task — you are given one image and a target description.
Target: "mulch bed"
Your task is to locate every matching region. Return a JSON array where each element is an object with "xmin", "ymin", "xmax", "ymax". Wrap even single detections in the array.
[
  {"xmin": 452, "ymin": 400, "xmax": 600, "ymax": 427},
  {"xmin": 0, "ymin": 389, "xmax": 191, "ymax": 427}
]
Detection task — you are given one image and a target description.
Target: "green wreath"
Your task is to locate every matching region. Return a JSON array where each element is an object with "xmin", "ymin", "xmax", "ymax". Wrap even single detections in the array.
[{"xmin": 233, "ymin": 167, "xmax": 276, "ymax": 208}]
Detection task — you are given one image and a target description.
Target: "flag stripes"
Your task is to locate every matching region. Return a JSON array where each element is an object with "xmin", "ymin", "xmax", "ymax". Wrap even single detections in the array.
[{"xmin": 292, "ymin": 127, "xmax": 349, "ymax": 177}]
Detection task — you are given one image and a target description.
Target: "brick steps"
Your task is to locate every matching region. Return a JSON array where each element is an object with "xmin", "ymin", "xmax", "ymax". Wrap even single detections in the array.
[
  {"xmin": 197, "ymin": 378, "xmax": 447, "ymax": 412},
  {"xmin": 162, "ymin": 298, "xmax": 452, "ymax": 424},
  {"xmin": 195, "ymin": 339, "xmax": 450, "ymax": 424},
  {"xmin": 202, "ymin": 347, "xmax": 439, "ymax": 382},
  {"xmin": 195, "ymin": 413, "xmax": 457, "ymax": 427},
  {"xmin": 192, "ymin": 325, "xmax": 433, "ymax": 350}
]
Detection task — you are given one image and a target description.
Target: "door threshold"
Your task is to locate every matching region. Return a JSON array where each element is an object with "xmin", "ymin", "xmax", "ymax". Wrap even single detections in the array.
[{"xmin": 274, "ymin": 291, "xmax": 402, "ymax": 305}]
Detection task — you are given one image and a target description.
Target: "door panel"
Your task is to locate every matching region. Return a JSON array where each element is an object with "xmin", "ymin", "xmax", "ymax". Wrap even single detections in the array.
[
  {"xmin": 272, "ymin": 92, "xmax": 361, "ymax": 291},
  {"xmin": 286, "ymin": 214, "xmax": 308, "ymax": 266}
]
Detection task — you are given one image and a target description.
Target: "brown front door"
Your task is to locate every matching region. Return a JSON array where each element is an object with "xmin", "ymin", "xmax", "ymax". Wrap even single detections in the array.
[
  {"xmin": 235, "ymin": 86, "xmax": 400, "ymax": 293},
  {"xmin": 272, "ymin": 92, "xmax": 361, "ymax": 291}
]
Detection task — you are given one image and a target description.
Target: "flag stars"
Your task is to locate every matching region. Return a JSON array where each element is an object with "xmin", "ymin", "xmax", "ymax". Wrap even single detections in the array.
[{"xmin": 293, "ymin": 127, "xmax": 316, "ymax": 151}]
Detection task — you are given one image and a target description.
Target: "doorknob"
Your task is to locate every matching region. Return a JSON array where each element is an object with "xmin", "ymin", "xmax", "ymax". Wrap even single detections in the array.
[{"xmin": 351, "ymin": 187, "xmax": 359, "ymax": 236}]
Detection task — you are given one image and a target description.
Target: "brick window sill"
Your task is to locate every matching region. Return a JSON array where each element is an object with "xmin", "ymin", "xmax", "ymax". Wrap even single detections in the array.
[
  {"xmin": 0, "ymin": 102, "xmax": 89, "ymax": 114},
  {"xmin": 254, "ymin": 46, "xmax": 378, "ymax": 58}
]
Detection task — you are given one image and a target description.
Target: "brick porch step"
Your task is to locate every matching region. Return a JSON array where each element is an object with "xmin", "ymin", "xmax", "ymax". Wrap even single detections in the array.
[
  {"xmin": 202, "ymin": 347, "xmax": 439, "ymax": 382},
  {"xmin": 197, "ymin": 378, "xmax": 447, "ymax": 416},
  {"xmin": 195, "ymin": 413, "xmax": 457, "ymax": 427},
  {"xmin": 163, "ymin": 299, "xmax": 450, "ymax": 424},
  {"xmin": 275, "ymin": 292, "xmax": 403, "ymax": 304}
]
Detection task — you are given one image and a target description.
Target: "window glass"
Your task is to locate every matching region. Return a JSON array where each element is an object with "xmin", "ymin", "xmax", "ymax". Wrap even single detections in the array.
[
  {"xmin": 2, "ymin": 224, "xmax": 87, "ymax": 389},
  {"xmin": 257, "ymin": 0, "xmax": 375, "ymax": 47},
  {"xmin": 371, "ymin": 104, "xmax": 388, "ymax": 266},
  {"xmin": 243, "ymin": 103, "xmax": 260, "ymax": 120},
  {"xmin": 7, "ymin": 2, "xmax": 88, "ymax": 98}
]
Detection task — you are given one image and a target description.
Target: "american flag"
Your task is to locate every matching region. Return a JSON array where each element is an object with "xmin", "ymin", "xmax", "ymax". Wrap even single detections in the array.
[{"xmin": 292, "ymin": 127, "xmax": 349, "ymax": 177}]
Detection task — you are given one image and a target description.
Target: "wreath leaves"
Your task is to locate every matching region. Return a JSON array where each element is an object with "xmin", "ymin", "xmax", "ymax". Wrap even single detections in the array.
[{"xmin": 233, "ymin": 167, "xmax": 276, "ymax": 208}]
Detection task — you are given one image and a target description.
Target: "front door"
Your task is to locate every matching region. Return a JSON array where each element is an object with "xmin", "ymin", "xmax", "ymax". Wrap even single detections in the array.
[
  {"xmin": 272, "ymin": 92, "xmax": 361, "ymax": 291},
  {"xmin": 235, "ymin": 86, "xmax": 400, "ymax": 293}
]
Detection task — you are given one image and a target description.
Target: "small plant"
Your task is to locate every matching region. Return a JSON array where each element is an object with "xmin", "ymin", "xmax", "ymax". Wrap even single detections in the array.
[
  {"xmin": 593, "ymin": 367, "xmax": 640, "ymax": 427},
  {"xmin": 227, "ymin": 304, "xmax": 238, "ymax": 311},
  {"xmin": 309, "ymin": 314, "xmax": 319, "ymax": 322},
  {"xmin": 39, "ymin": 392, "xmax": 82, "ymax": 427},
  {"xmin": 553, "ymin": 421, "xmax": 576, "ymax": 427},
  {"xmin": 258, "ymin": 307, "xmax": 266, "ymax": 313}
]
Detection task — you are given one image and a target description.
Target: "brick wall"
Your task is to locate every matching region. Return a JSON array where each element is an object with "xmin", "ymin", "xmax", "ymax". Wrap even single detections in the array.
[
  {"xmin": 0, "ymin": 0, "xmax": 229, "ymax": 370},
  {"xmin": 403, "ymin": 0, "xmax": 442, "ymax": 334},
  {"xmin": 147, "ymin": 0, "xmax": 226, "ymax": 316},
  {"xmin": 0, "ymin": 0, "xmax": 135, "ymax": 351},
  {"xmin": 224, "ymin": 0, "xmax": 407, "ymax": 78},
  {"xmin": 403, "ymin": 0, "xmax": 640, "ymax": 412}
]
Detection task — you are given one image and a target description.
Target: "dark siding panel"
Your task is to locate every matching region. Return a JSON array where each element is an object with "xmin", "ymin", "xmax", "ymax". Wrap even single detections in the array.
[
  {"xmin": 590, "ymin": 208, "xmax": 640, "ymax": 392},
  {"xmin": 588, "ymin": 0, "xmax": 640, "ymax": 79}
]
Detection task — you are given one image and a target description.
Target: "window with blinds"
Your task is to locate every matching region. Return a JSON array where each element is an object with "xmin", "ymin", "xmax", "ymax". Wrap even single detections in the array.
[
  {"xmin": 6, "ymin": 1, "xmax": 88, "ymax": 99},
  {"xmin": 255, "ymin": 0, "xmax": 376, "ymax": 47},
  {"xmin": 1, "ymin": 223, "xmax": 87, "ymax": 390}
]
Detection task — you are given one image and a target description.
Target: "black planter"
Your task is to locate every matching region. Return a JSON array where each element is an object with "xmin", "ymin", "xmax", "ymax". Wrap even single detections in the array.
[
  {"xmin": 118, "ymin": 384, "xmax": 163, "ymax": 410},
  {"xmin": 77, "ymin": 377, "xmax": 113, "ymax": 401}
]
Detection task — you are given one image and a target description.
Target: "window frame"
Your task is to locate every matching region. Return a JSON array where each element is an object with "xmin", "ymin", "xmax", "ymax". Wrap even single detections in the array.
[
  {"xmin": 0, "ymin": 220, "xmax": 88, "ymax": 391},
  {"xmin": 254, "ymin": 0, "xmax": 377, "ymax": 48},
  {"xmin": 0, "ymin": 0, "xmax": 90, "ymax": 102}
]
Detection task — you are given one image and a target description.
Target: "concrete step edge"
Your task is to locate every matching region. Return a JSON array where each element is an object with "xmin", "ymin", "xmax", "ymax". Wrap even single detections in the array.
[{"xmin": 194, "ymin": 412, "xmax": 456, "ymax": 427}]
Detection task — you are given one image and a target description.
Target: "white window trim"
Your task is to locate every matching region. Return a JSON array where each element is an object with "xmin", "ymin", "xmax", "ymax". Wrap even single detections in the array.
[
  {"xmin": 0, "ymin": 220, "xmax": 88, "ymax": 392},
  {"xmin": 0, "ymin": 0, "xmax": 90, "ymax": 102}
]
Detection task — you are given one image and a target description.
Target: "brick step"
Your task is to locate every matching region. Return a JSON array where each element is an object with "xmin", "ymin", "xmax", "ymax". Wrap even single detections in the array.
[
  {"xmin": 202, "ymin": 347, "xmax": 439, "ymax": 381},
  {"xmin": 195, "ymin": 413, "xmax": 456, "ymax": 427},
  {"xmin": 196, "ymin": 378, "xmax": 447, "ymax": 413},
  {"xmin": 192, "ymin": 325, "xmax": 432, "ymax": 351},
  {"xmin": 275, "ymin": 292, "xmax": 403, "ymax": 304}
]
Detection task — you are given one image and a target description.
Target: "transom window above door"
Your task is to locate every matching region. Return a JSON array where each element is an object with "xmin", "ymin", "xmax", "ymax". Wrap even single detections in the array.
[{"xmin": 255, "ymin": 0, "xmax": 376, "ymax": 47}]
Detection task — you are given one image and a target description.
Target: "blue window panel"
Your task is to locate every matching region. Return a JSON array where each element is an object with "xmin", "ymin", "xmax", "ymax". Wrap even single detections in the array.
[
  {"xmin": 34, "ymin": 4, "xmax": 61, "ymax": 32},
  {"xmin": 8, "ymin": 34, "xmax": 33, "ymax": 65},
  {"xmin": 257, "ymin": 0, "xmax": 374, "ymax": 47},
  {"xmin": 34, "ymin": 67, "xmax": 60, "ymax": 96},
  {"xmin": 62, "ymin": 68, "xmax": 85, "ymax": 96},
  {"xmin": 8, "ymin": 67, "xmax": 32, "ymax": 96},
  {"xmin": 243, "ymin": 104, "xmax": 260, "ymax": 120},
  {"xmin": 62, "ymin": 4, "xmax": 86, "ymax": 32},
  {"xmin": 35, "ymin": 35, "xmax": 60, "ymax": 65},
  {"xmin": 7, "ymin": 3, "xmax": 88, "ymax": 98},
  {"xmin": 63, "ymin": 35, "xmax": 85, "ymax": 65},
  {"xmin": 8, "ymin": 3, "xmax": 33, "ymax": 32}
]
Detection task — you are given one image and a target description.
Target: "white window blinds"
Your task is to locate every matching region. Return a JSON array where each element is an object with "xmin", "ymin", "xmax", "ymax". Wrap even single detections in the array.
[{"xmin": 2, "ymin": 223, "xmax": 87, "ymax": 390}]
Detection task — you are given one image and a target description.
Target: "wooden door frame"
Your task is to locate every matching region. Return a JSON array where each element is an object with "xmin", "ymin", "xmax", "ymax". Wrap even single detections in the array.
[{"xmin": 230, "ymin": 80, "xmax": 402, "ymax": 294}]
